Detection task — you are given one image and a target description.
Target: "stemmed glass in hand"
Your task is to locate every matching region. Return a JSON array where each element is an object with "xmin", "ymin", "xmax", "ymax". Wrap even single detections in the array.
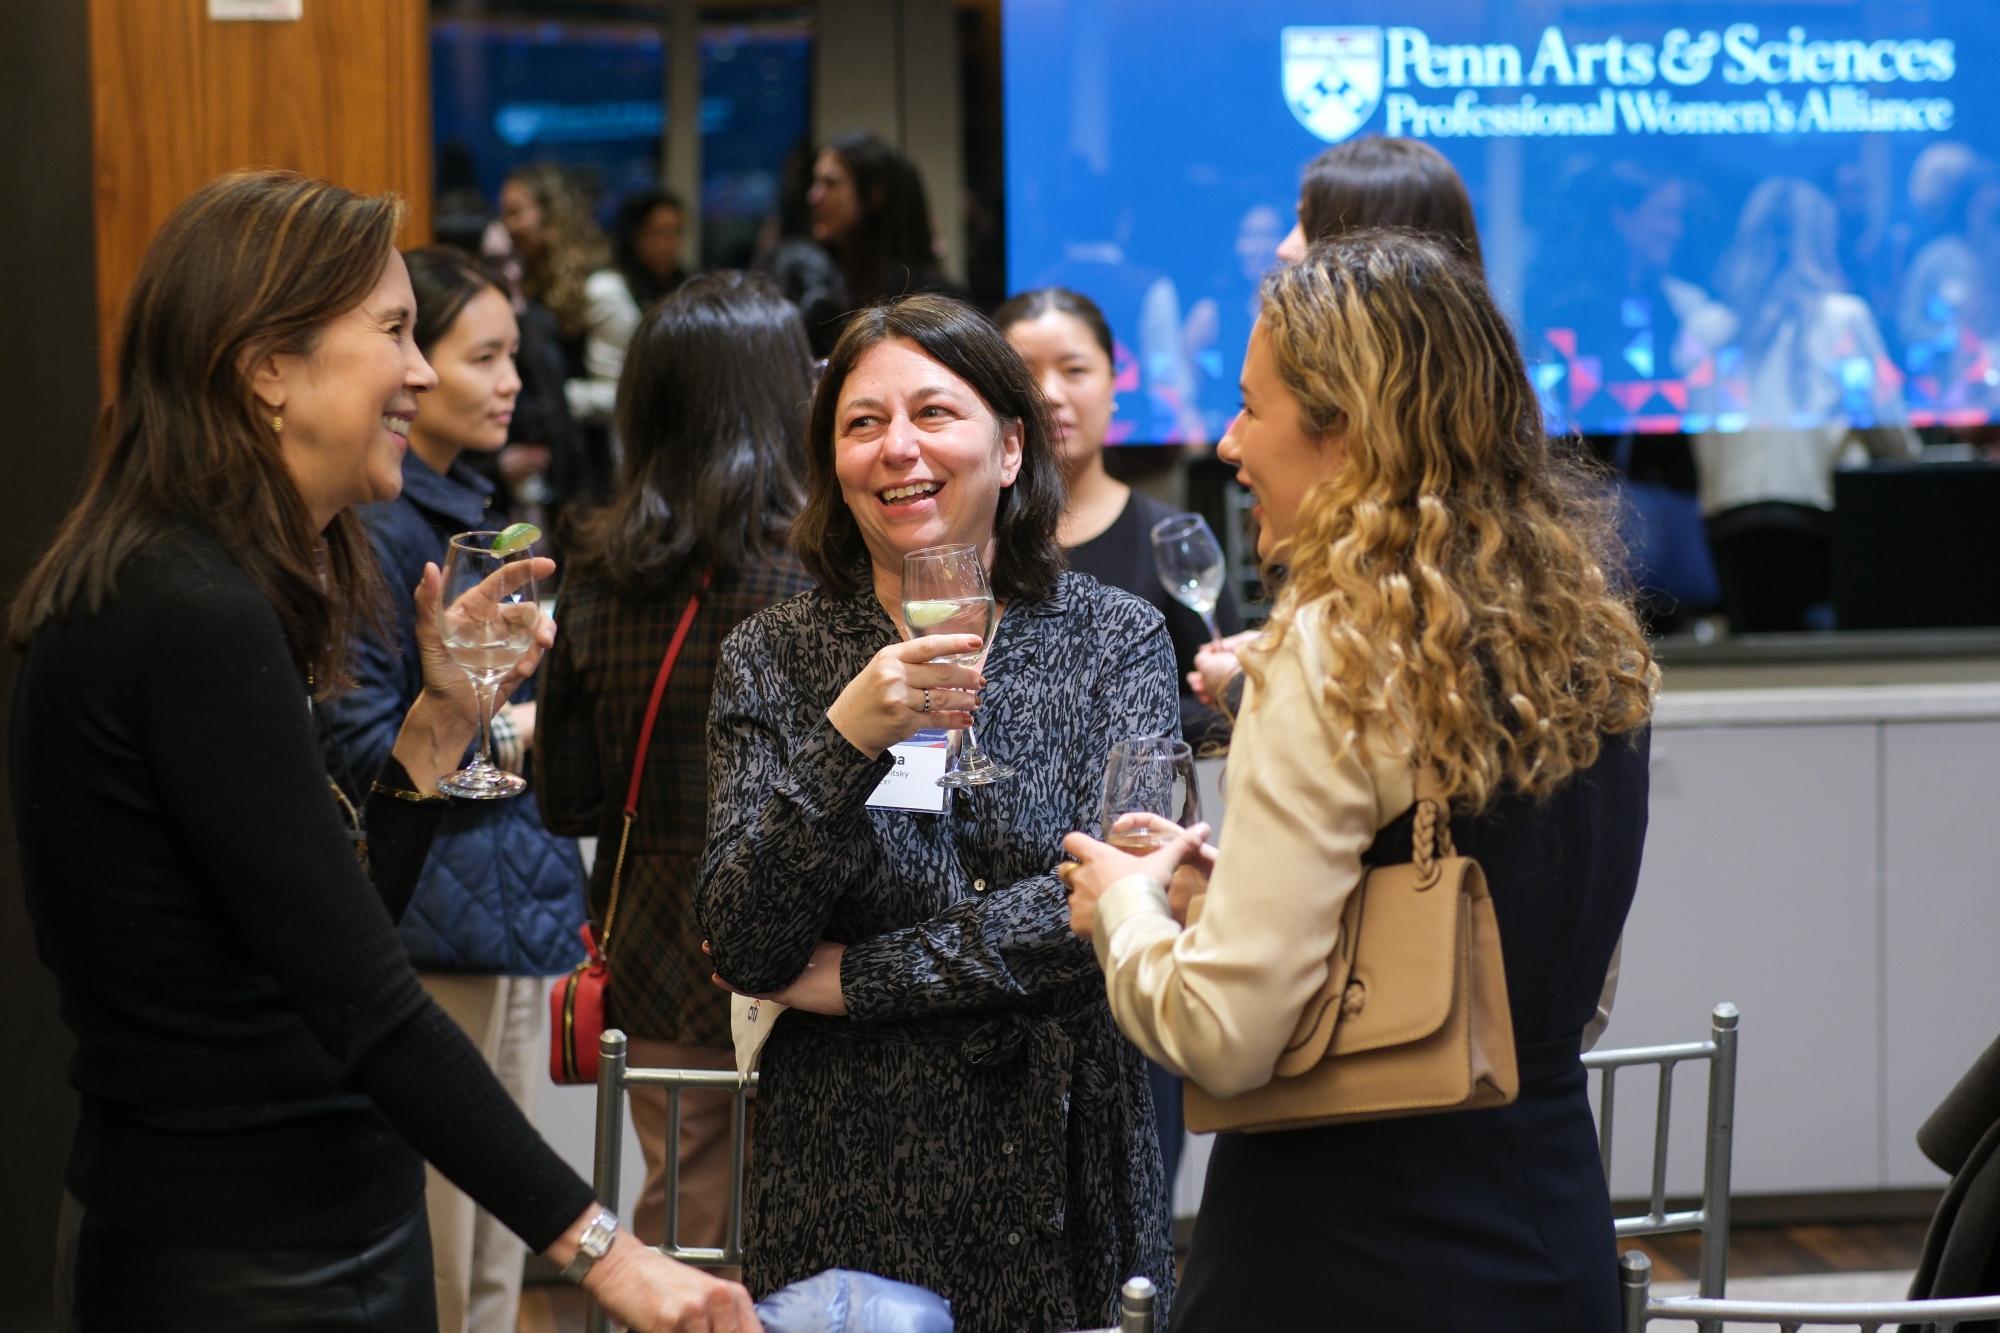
[
  {"xmin": 902, "ymin": 543, "xmax": 1016, "ymax": 788},
  {"xmin": 435, "ymin": 531, "xmax": 542, "ymax": 799},
  {"xmin": 1151, "ymin": 513, "xmax": 1228, "ymax": 644},
  {"xmin": 1101, "ymin": 737, "xmax": 1201, "ymax": 851}
]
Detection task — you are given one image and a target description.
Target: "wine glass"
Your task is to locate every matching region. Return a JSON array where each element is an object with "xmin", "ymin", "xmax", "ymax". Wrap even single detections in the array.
[
  {"xmin": 435, "ymin": 531, "xmax": 541, "ymax": 799},
  {"xmin": 1151, "ymin": 513, "xmax": 1228, "ymax": 643},
  {"xmin": 902, "ymin": 543, "xmax": 1016, "ymax": 788},
  {"xmin": 1101, "ymin": 737, "xmax": 1200, "ymax": 851}
]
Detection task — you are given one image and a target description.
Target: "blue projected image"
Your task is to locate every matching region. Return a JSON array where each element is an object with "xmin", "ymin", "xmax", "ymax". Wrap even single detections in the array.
[{"xmin": 1004, "ymin": 1, "xmax": 2000, "ymax": 442}]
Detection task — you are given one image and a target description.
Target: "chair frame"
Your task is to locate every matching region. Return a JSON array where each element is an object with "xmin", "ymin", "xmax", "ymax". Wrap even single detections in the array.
[
  {"xmin": 1586, "ymin": 1001, "xmax": 1741, "ymax": 1320},
  {"xmin": 587, "ymin": 1029, "xmax": 757, "ymax": 1333},
  {"xmin": 1621, "ymin": 1250, "xmax": 2000, "ymax": 1331}
]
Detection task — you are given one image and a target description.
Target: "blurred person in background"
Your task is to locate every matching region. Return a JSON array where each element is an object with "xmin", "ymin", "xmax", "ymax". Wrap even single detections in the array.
[
  {"xmin": 809, "ymin": 132, "xmax": 955, "ymax": 322},
  {"xmin": 1192, "ymin": 136, "xmax": 1491, "ymax": 723},
  {"xmin": 616, "ymin": 190, "xmax": 693, "ymax": 313},
  {"xmin": 16, "ymin": 169, "xmax": 759, "ymax": 1333},
  {"xmin": 754, "ymin": 141, "xmax": 850, "ymax": 357},
  {"xmin": 327, "ymin": 246, "xmax": 589, "ymax": 1333},
  {"xmin": 1697, "ymin": 177, "xmax": 1918, "ymax": 632},
  {"xmin": 536, "ymin": 272, "xmax": 815, "ymax": 1258},
  {"xmin": 501, "ymin": 163, "xmax": 638, "ymax": 507}
]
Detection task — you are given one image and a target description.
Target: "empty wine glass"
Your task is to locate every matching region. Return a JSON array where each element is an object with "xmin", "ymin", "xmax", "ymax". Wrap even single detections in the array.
[
  {"xmin": 1101, "ymin": 737, "xmax": 1200, "ymax": 851},
  {"xmin": 1151, "ymin": 513, "xmax": 1227, "ymax": 643},
  {"xmin": 435, "ymin": 532, "xmax": 541, "ymax": 799},
  {"xmin": 902, "ymin": 543, "xmax": 1016, "ymax": 788}
]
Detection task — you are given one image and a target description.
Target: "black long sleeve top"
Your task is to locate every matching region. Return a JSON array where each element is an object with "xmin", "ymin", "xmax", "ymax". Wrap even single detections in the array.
[{"xmin": 12, "ymin": 525, "xmax": 595, "ymax": 1247}]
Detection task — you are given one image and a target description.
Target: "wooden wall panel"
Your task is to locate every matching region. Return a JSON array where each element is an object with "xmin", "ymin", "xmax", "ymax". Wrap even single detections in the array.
[{"xmin": 89, "ymin": 0, "xmax": 431, "ymax": 380}]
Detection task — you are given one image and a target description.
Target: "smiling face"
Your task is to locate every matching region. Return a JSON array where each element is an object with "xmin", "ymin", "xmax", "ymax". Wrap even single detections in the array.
[
  {"xmin": 809, "ymin": 148, "xmax": 862, "ymax": 244},
  {"xmin": 255, "ymin": 250, "xmax": 438, "ymax": 529},
  {"xmin": 833, "ymin": 337, "xmax": 1023, "ymax": 577},
  {"xmin": 409, "ymin": 285, "xmax": 521, "ymax": 471},
  {"xmin": 1004, "ymin": 310, "xmax": 1115, "ymax": 476},
  {"xmin": 1216, "ymin": 321, "xmax": 1346, "ymax": 563}
]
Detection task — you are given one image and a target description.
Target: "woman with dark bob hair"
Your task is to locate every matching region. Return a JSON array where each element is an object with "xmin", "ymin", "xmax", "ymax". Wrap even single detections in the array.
[
  {"xmin": 1274, "ymin": 135, "xmax": 1483, "ymax": 266},
  {"xmin": 697, "ymin": 293, "xmax": 1179, "ymax": 1331},
  {"xmin": 12, "ymin": 170, "xmax": 758, "ymax": 1332},
  {"xmin": 537, "ymin": 270, "xmax": 815, "ymax": 1256}
]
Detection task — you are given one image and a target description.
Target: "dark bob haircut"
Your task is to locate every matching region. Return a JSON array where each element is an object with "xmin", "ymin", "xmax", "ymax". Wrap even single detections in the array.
[
  {"xmin": 1299, "ymin": 137, "xmax": 1484, "ymax": 267},
  {"xmin": 570, "ymin": 270, "xmax": 812, "ymax": 598},
  {"xmin": 792, "ymin": 292, "xmax": 1064, "ymax": 603},
  {"xmin": 992, "ymin": 286, "xmax": 1115, "ymax": 366}
]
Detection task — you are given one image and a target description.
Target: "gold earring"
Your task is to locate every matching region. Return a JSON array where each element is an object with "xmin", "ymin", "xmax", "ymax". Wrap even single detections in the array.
[{"xmin": 271, "ymin": 414, "xmax": 284, "ymax": 434}]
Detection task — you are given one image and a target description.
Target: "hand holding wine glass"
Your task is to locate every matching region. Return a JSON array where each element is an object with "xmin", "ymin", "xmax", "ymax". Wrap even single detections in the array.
[
  {"xmin": 433, "ymin": 529, "xmax": 544, "ymax": 799},
  {"xmin": 902, "ymin": 543, "xmax": 1016, "ymax": 787},
  {"xmin": 1151, "ymin": 513, "xmax": 1228, "ymax": 644}
]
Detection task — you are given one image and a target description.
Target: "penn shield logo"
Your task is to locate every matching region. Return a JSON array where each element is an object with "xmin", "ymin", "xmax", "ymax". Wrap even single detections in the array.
[{"xmin": 1283, "ymin": 26, "xmax": 1385, "ymax": 143}]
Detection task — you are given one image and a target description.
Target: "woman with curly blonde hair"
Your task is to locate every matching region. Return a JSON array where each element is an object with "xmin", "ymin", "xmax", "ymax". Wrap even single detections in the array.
[{"xmin": 1063, "ymin": 230, "xmax": 1656, "ymax": 1332}]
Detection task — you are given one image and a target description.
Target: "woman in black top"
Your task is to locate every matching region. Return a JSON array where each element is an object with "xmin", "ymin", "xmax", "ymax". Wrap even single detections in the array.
[
  {"xmin": 998, "ymin": 287, "xmax": 1241, "ymax": 748},
  {"xmin": 10, "ymin": 171, "xmax": 758, "ymax": 1333}
]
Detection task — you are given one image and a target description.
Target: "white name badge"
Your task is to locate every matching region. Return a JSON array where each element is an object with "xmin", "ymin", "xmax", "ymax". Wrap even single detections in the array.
[{"xmin": 866, "ymin": 729, "xmax": 950, "ymax": 813}]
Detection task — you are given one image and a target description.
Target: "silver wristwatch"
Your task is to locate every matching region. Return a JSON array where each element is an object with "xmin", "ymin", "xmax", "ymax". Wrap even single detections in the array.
[{"xmin": 560, "ymin": 1208, "xmax": 620, "ymax": 1284}]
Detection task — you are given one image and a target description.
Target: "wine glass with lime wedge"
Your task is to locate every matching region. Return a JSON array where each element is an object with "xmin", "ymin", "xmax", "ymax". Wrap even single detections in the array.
[
  {"xmin": 435, "ymin": 525, "xmax": 541, "ymax": 798},
  {"xmin": 902, "ymin": 543, "xmax": 1015, "ymax": 787}
]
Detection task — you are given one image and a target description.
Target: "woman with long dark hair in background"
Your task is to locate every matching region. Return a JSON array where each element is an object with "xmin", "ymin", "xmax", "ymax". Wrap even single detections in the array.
[
  {"xmin": 536, "ymin": 271, "xmax": 815, "ymax": 1257},
  {"xmin": 809, "ymin": 132, "xmax": 953, "ymax": 320},
  {"xmin": 14, "ymin": 170, "xmax": 759, "ymax": 1332}
]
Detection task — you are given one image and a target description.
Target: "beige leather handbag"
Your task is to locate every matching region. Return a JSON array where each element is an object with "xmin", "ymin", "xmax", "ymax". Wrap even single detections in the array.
[{"xmin": 1182, "ymin": 769, "xmax": 1519, "ymax": 1134}]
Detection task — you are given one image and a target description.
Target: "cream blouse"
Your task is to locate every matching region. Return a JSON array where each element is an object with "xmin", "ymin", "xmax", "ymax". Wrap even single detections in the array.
[
  {"xmin": 1092, "ymin": 607, "xmax": 1415, "ymax": 1098},
  {"xmin": 1095, "ymin": 609, "xmax": 1623, "ymax": 1097}
]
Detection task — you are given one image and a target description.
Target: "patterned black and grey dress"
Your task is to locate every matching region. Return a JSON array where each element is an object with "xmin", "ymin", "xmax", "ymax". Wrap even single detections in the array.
[{"xmin": 696, "ymin": 571, "xmax": 1179, "ymax": 1333}]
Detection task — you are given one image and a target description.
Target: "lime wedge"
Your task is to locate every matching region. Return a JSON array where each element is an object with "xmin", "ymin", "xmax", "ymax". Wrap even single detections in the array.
[
  {"xmin": 491, "ymin": 523, "xmax": 541, "ymax": 555},
  {"xmin": 905, "ymin": 600, "xmax": 960, "ymax": 629}
]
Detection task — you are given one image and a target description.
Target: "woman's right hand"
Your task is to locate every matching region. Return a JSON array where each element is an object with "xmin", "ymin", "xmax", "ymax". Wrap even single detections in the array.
[
  {"xmin": 1189, "ymin": 629, "xmax": 1260, "ymax": 707},
  {"xmin": 825, "ymin": 635, "xmax": 986, "ymax": 759},
  {"xmin": 568, "ymin": 1226, "xmax": 762, "ymax": 1332}
]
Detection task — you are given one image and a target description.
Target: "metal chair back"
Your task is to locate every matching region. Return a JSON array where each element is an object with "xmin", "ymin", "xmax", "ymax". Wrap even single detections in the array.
[
  {"xmin": 1621, "ymin": 1250, "xmax": 2000, "ymax": 1332},
  {"xmin": 1584, "ymin": 1002, "xmax": 1741, "ymax": 1317}
]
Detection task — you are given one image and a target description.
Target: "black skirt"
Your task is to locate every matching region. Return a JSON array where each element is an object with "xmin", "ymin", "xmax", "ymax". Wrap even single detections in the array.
[{"xmin": 1175, "ymin": 1066, "xmax": 1619, "ymax": 1332}]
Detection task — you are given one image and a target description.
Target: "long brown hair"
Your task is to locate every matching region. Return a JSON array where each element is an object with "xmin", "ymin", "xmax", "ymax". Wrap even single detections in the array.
[
  {"xmin": 1252, "ymin": 233, "xmax": 1654, "ymax": 809},
  {"xmin": 571, "ymin": 271, "xmax": 811, "ymax": 598},
  {"xmin": 507, "ymin": 162, "xmax": 610, "ymax": 340},
  {"xmin": 791, "ymin": 293, "xmax": 1064, "ymax": 602},
  {"xmin": 9, "ymin": 170, "xmax": 398, "ymax": 695}
]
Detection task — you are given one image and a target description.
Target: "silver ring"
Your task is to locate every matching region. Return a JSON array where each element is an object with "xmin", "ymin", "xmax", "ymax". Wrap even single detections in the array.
[{"xmin": 922, "ymin": 688, "xmax": 932, "ymax": 714}]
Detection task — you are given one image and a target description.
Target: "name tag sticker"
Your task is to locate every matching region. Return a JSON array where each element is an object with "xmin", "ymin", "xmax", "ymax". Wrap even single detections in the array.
[{"xmin": 867, "ymin": 729, "xmax": 950, "ymax": 813}]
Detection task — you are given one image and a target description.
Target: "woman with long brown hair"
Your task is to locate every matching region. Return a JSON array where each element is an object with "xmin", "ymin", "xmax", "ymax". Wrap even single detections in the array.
[
  {"xmin": 536, "ymin": 270, "xmax": 815, "ymax": 1259},
  {"xmin": 13, "ymin": 170, "xmax": 757, "ymax": 1332},
  {"xmin": 1062, "ymin": 232, "xmax": 1657, "ymax": 1331}
]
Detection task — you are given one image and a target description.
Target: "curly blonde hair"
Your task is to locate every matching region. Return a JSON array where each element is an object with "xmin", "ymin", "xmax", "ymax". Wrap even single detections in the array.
[
  {"xmin": 507, "ymin": 162, "xmax": 611, "ymax": 340},
  {"xmin": 1249, "ymin": 232, "xmax": 1656, "ymax": 810}
]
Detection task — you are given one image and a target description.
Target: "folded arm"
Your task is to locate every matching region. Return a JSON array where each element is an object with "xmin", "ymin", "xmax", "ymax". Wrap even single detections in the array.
[{"xmin": 696, "ymin": 636, "xmax": 892, "ymax": 995}]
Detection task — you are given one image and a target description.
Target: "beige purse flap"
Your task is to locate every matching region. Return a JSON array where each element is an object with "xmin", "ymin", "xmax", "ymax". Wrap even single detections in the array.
[{"xmin": 1270, "ymin": 856, "xmax": 1472, "ymax": 1077}]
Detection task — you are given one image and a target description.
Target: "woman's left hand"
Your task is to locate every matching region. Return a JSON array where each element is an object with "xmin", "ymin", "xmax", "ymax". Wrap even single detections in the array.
[
  {"xmin": 1060, "ymin": 818, "xmax": 1212, "ymax": 940},
  {"xmin": 712, "ymin": 940, "xmax": 848, "ymax": 1016},
  {"xmin": 392, "ymin": 558, "xmax": 557, "ymax": 794}
]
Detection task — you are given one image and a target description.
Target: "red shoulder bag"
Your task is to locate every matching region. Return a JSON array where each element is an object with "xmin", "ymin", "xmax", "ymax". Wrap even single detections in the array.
[{"xmin": 550, "ymin": 572, "xmax": 709, "ymax": 1084}]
